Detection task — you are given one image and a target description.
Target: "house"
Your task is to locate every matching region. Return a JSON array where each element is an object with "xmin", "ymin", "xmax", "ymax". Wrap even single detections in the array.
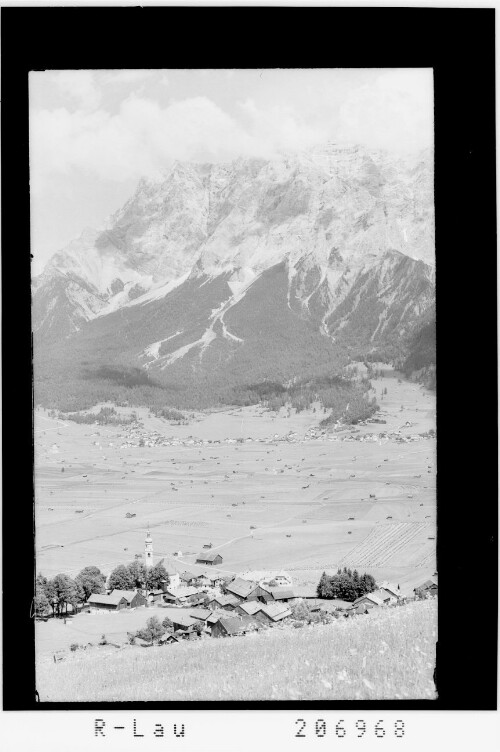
[
  {"xmin": 171, "ymin": 613, "xmax": 200, "ymax": 633},
  {"xmin": 201, "ymin": 571, "xmax": 225, "ymax": 587},
  {"xmin": 261, "ymin": 571, "xmax": 293, "ymax": 588},
  {"xmin": 207, "ymin": 594, "xmax": 240, "ymax": 611},
  {"xmin": 188, "ymin": 608, "xmax": 212, "ymax": 626},
  {"xmin": 87, "ymin": 592, "xmax": 129, "ymax": 611},
  {"xmin": 236, "ymin": 600, "xmax": 263, "ymax": 617},
  {"xmin": 267, "ymin": 586, "xmax": 295, "ymax": 603},
  {"xmin": 162, "ymin": 586, "xmax": 201, "ymax": 605},
  {"xmin": 210, "ymin": 614, "xmax": 259, "ymax": 639},
  {"xmin": 246, "ymin": 584, "xmax": 275, "ymax": 604},
  {"xmin": 147, "ymin": 589, "xmax": 166, "ymax": 604},
  {"xmin": 196, "ymin": 552, "xmax": 223, "ymax": 566},
  {"xmin": 380, "ymin": 582, "xmax": 402, "ymax": 601},
  {"xmin": 225, "ymin": 578, "xmax": 258, "ymax": 601},
  {"xmin": 375, "ymin": 586, "xmax": 401, "ymax": 604},
  {"xmin": 255, "ymin": 602, "xmax": 292, "ymax": 624},
  {"xmin": 414, "ymin": 577, "xmax": 438, "ymax": 598},
  {"xmin": 179, "ymin": 571, "xmax": 198, "ymax": 586},
  {"xmin": 163, "ymin": 570, "xmax": 181, "ymax": 589},
  {"xmin": 193, "ymin": 572, "xmax": 214, "ymax": 587},
  {"xmin": 159, "ymin": 633, "xmax": 180, "ymax": 645},
  {"xmin": 111, "ymin": 589, "xmax": 148, "ymax": 608},
  {"xmin": 206, "ymin": 610, "xmax": 227, "ymax": 629},
  {"xmin": 351, "ymin": 593, "xmax": 384, "ymax": 609}
]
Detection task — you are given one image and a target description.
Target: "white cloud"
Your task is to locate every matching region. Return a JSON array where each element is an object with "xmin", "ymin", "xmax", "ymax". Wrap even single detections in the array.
[
  {"xmin": 52, "ymin": 70, "xmax": 102, "ymax": 111},
  {"xmin": 337, "ymin": 69, "xmax": 433, "ymax": 153},
  {"xmin": 32, "ymin": 69, "xmax": 433, "ymax": 190},
  {"xmin": 30, "ymin": 93, "xmax": 336, "ymax": 188}
]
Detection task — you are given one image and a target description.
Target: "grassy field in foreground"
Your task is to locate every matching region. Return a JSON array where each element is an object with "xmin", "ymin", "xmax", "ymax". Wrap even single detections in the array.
[{"xmin": 36, "ymin": 599, "xmax": 437, "ymax": 701}]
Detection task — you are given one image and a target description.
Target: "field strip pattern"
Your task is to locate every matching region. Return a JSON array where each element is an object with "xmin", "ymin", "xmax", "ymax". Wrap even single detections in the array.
[
  {"xmin": 416, "ymin": 549, "xmax": 437, "ymax": 568},
  {"xmin": 339, "ymin": 522, "xmax": 431, "ymax": 567}
]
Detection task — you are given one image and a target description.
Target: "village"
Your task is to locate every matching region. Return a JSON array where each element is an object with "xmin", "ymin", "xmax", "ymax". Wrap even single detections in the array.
[
  {"xmin": 105, "ymin": 418, "xmax": 436, "ymax": 451},
  {"xmin": 37, "ymin": 528, "xmax": 438, "ymax": 656}
]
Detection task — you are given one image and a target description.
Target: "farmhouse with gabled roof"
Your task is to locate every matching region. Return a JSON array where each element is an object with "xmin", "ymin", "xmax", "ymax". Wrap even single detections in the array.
[{"xmin": 196, "ymin": 551, "xmax": 223, "ymax": 566}]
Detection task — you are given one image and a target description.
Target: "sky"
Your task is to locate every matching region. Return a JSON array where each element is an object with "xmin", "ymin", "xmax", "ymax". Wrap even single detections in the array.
[{"xmin": 29, "ymin": 68, "xmax": 434, "ymax": 274}]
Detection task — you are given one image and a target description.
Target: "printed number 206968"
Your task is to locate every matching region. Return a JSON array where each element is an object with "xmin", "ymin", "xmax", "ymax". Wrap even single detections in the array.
[{"xmin": 295, "ymin": 719, "xmax": 405, "ymax": 738}]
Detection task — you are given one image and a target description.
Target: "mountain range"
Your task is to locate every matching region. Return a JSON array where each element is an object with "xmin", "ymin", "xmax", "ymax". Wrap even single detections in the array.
[{"xmin": 32, "ymin": 143, "xmax": 435, "ymax": 410}]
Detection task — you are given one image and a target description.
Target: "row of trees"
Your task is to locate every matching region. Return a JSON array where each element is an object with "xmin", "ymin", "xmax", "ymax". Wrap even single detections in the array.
[
  {"xmin": 317, "ymin": 568, "xmax": 377, "ymax": 603},
  {"xmin": 35, "ymin": 560, "xmax": 170, "ymax": 618},
  {"xmin": 107, "ymin": 560, "xmax": 169, "ymax": 591},
  {"xmin": 35, "ymin": 566, "xmax": 107, "ymax": 617}
]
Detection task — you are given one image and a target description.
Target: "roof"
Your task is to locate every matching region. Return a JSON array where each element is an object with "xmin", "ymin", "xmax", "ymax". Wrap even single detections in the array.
[
  {"xmin": 237, "ymin": 601, "xmax": 262, "ymax": 616},
  {"xmin": 196, "ymin": 551, "xmax": 222, "ymax": 562},
  {"xmin": 180, "ymin": 571, "xmax": 196, "ymax": 581},
  {"xmin": 268, "ymin": 587, "xmax": 295, "ymax": 600},
  {"xmin": 259, "ymin": 602, "xmax": 292, "ymax": 621},
  {"xmin": 188, "ymin": 608, "xmax": 212, "ymax": 620},
  {"xmin": 210, "ymin": 594, "xmax": 240, "ymax": 607},
  {"xmin": 201, "ymin": 571, "xmax": 223, "ymax": 581},
  {"xmin": 414, "ymin": 579, "xmax": 438, "ymax": 591},
  {"xmin": 171, "ymin": 613, "xmax": 199, "ymax": 629},
  {"xmin": 164, "ymin": 586, "xmax": 199, "ymax": 598},
  {"xmin": 353, "ymin": 593, "xmax": 384, "ymax": 606},
  {"xmin": 88, "ymin": 592, "xmax": 128, "ymax": 606},
  {"xmin": 293, "ymin": 585, "xmax": 318, "ymax": 599},
  {"xmin": 216, "ymin": 615, "xmax": 257, "ymax": 635},
  {"xmin": 380, "ymin": 583, "xmax": 401, "ymax": 597},
  {"xmin": 371, "ymin": 589, "xmax": 392, "ymax": 602},
  {"xmin": 226, "ymin": 578, "xmax": 257, "ymax": 598},
  {"xmin": 206, "ymin": 610, "xmax": 226, "ymax": 624},
  {"xmin": 108, "ymin": 589, "xmax": 140, "ymax": 603}
]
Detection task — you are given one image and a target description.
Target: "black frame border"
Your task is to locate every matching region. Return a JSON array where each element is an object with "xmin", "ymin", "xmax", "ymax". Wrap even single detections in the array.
[{"xmin": 1, "ymin": 6, "xmax": 497, "ymax": 711}]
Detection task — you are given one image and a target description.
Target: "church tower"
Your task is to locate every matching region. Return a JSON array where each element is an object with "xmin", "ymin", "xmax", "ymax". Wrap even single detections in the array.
[{"xmin": 144, "ymin": 527, "xmax": 153, "ymax": 568}]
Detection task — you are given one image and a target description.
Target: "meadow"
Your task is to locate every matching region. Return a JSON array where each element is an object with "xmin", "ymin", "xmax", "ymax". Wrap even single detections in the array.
[{"xmin": 36, "ymin": 598, "xmax": 437, "ymax": 701}]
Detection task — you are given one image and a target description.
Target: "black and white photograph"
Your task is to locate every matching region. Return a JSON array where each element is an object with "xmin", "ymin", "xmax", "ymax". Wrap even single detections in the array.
[{"xmin": 30, "ymin": 66, "xmax": 438, "ymax": 702}]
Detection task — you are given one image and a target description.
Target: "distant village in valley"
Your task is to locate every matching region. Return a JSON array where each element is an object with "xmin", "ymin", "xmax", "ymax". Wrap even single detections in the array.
[{"xmin": 36, "ymin": 529, "xmax": 438, "ymax": 654}]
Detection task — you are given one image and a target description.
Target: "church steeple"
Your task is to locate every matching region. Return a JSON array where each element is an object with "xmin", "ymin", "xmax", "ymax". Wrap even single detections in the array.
[{"xmin": 144, "ymin": 526, "xmax": 153, "ymax": 568}]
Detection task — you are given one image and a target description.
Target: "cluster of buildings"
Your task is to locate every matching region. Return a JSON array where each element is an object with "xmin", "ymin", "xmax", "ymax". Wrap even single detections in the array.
[
  {"xmin": 115, "ymin": 419, "xmax": 434, "ymax": 451},
  {"xmin": 83, "ymin": 531, "xmax": 438, "ymax": 644},
  {"xmin": 346, "ymin": 575, "xmax": 438, "ymax": 615}
]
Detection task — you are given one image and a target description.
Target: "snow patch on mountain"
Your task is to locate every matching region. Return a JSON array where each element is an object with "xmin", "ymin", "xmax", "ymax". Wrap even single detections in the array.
[{"xmin": 141, "ymin": 331, "xmax": 184, "ymax": 367}]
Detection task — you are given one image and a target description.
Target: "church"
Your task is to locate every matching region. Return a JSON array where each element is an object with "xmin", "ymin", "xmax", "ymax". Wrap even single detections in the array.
[{"xmin": 143, "ymin": 528, "xmax": 181, "ymax": 589}]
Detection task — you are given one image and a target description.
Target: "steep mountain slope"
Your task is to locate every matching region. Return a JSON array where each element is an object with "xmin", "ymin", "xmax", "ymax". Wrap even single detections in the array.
[{"xmin": 32, "ymin": 144, "xmax": 435, "ymax": 408}]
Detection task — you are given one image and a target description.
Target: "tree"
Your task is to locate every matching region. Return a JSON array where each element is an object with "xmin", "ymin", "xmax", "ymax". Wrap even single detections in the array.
[
  {"xmin": 34, "ymin": 580, "xmax": 50, "ymax": 617},
  {"xmin": 127, "ymin": 560, "xmax": 147, "ymax": 589},
  {"xmin": 108, "ymin": 564, "xmax": 134, "ymax": 591},
  {"xmin": 336, "ymin": 574, "xmax": 358, "ymax": 602},
  {"xmin": 146, "ymin": 563, "xmax": 168, "ymax": 590},
  {"xmin": 161, "ymin": 616, "xmax": 173, "ymax": 632},
  {"xmin": 360, "ymin": 573, "xmax": 376, "ymax": 595},
  {"xmin": 291, "ymin": 601, "xmax": 311, "ymax": 622},
  {"xmin": 136, "ymin": 616, "xmax": 166, "ymax": 645},
  {"xmin": 50, "ymin": 573, "xmax": 80, "ymax": 616},
  {"xmin": 44, "ymin": 578, "xmax": 57, "ymax": 617},
  {"xmin": 75, "ymin": 566, "xmax": 106, "ymax": 601},
  {"xmin": 317, "ymin": 571, "xmax": 332, "ymax": 598}
]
